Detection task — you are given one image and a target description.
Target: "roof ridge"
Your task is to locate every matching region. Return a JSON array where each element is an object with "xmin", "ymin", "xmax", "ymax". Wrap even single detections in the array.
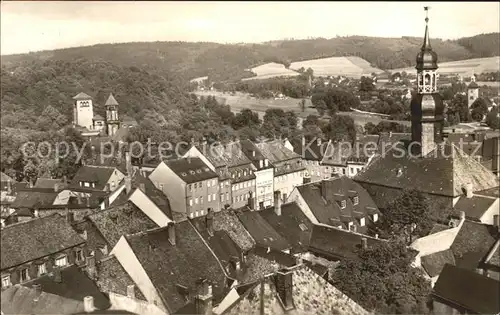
[{"xmin": 2, "ymin": 212, "xmax": 61, "ymax": 229}]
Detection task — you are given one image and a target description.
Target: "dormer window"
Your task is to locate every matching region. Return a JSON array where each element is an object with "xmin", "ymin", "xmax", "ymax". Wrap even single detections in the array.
[
  {"xmin": 360, "ymin": 217, "xmax": 366, "ymax": 227},
  {"xmin": 348, "ymin": 222, "xmax": 356, "ymax": 232},
  {"xmin": 353, "ymin": 196, "xmax": 359, "ymax": 205},
  {"xmin": 372, "ymin": 213, "xmax": 379, "ymax": 222},
  {"xmin": 341, "ymin": 200, "xmax": 346, "ymax": 209},
  {"xmin": 244, "ymin": 170, "xmax": 247, "ymax": 176},
  {"xmin": 55, "ymin": 255, "xmax": 68, "ymax": 267},
  {"xmin": 1, "ymin": 275, "xmax": 11, "ymax": 288}
]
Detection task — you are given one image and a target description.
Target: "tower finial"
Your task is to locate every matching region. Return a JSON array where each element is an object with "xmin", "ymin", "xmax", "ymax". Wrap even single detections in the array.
[{"xmin": 422, "ymin": 6, "xmax": 432, "ymax": 50}]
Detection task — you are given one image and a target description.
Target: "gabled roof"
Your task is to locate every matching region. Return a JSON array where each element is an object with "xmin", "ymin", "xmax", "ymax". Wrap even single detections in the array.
[
  {"xmin": 239, "ymin": 139, "xmax": 275, "ymax": 170},
  {"xmin": 308, "ymin": 225, "xmax": 383, "ymax": 261},
  {"xmin": 10, "ymin": 190, "xmax": 58, "ymax": 209},
  {"xmin": 34, "ymin": 178, "xmax": 66, "ymax": 190},
  {"xmin": 1, "ymin": 213, "xmax": 85, "ymax": 270},
  {"xmin": 165, "ymin": 158, "xmax": 218, "ymax": 184},
  {"xmin": 236, "ymin": 209, "xmax": 291, "ymax": 251},
  {"xmin": 130, "ymin": 173, "xmax": 173, "ymax": 219},
  {"xmin": 105, "ymin": 93, "xmax": 119, "ymax": 106},
  {"xmin": 87, "ymin": 201, "xmax": 157, "ymax": 248},
  {"xmin": 125, "ymin": 222, "xmax": 229, "ymax": 313},
  {"xmin": 1, "ymin": 285, "xmax": 85, "ymax": 315},
  {"xmin": 195, "ymin": 141, "xmax": 252, "ymax": 168},
  {"xmin": 255, "ymin": 139, "xmax": 301, "ymax": 164},
  {"xmin": 222, "ymin": 265, "xmax": 370, "ymax": 315},
  {"xmin": 355, "ymin": 142, "xmax": 499, "ymax": 197},
  {"xmin": 212, "ymin": 210, "xmax": 255, "ymax": 252},
  {"xmin": 421, "ymin": 249, "xmax": 456, "ymax": 277},
  {"xmin": 433, "ymin": 264, "xmax": 500, "ymax": 314},
  {"xmin": 24, "ymin": 264, "xmax": 111, "ymax": 310},
  {"xmin": 451, "ymin": 195, "xmax": 497, "ymax": 221},
  {"xmin": 259, "ymin": 202, "xmax": 313, "ymax": 252},
  {"xmin": 70, "ymin": 166, "xmax": 119, "ymax": 191},
  {"xmin": 72, "ymin": 92, "xmax": 92, "ymax": 100},
  {"xmin": 296, "ymin": 177, "xmax": 379, "ymax": 230},
  {"xmin": 96, "ymin": 255, "xmax": 146, "ymax": 301},
  {"xmin": 450, "ymin": 220, "xmax": 499, "ymax": 270}
]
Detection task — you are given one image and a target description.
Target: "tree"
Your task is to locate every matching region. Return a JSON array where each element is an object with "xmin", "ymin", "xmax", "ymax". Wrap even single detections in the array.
[
  {"xmin": 359, "ymin": 76, "xmax": 375, "ymax": 92},
  {"xmin": 232, "ymin": 109, "xmax": 261, "ymax": 130},
  {"xmin": 298, "ymin": 99, "xmax": 306, "ymax": 113},
  {"xmin": 447, "ymin": 94, "xmax": 471, "ymax": 123},
  {"xmin": 382, "ymin": 189, "xmax": 433, "ymax": 243},
  {"xmin": 485, "ymin": 106, "xmax": 499, "ymax": 129},
  {"xmin": 315, "ymin": 99, "xmax": 327, "ymax": 116},
  {"xmin": 322, "ymin": 114, "xmax": 356, "ymax": 143},
  {"xmin": 470, "ymin": 98, "xmax": 489, "ymax": 122},
  {"xmin": 331, "ymin": 241, "xmax": 431, "ymax": 314}
]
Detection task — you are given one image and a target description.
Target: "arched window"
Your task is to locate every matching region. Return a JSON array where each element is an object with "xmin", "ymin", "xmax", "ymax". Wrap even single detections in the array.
[{"xmin": 424, "ymin": 73, "xmax": 431, "ymax": 85}]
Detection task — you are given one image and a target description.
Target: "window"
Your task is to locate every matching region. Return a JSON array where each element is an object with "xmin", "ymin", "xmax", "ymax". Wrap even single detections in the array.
[
  {"xmin": 200, "ymin": 196, "xmax": 204, "ymax": 204},
  {"xmin": 220, "ymin": 194, "xmax": 224, "ymax": 202},
  {"xmin": 244, "ymin": 171, "xmax": 247, "ymax": 176},
  {"xmin": 372, "ymin": 213, "xmax": 379, "ymax": 222},
  {"xmin": 208, "ymin": 194, "xmax": 212, "ymax": 202},
  {"xmin": 195, "ymin": 211, "xmax": 199, "ymax": 217},
  {"xmin": 195, "ymin": 198, "xmax": 199, "ymax": 204},
  {"xmin": 199, "ymin": 182, "xmax": 203, "ymax": 188},
  {"xmin": 20, "ymin": 268, "xmax": 29, "ymax": 282},
  {"xmin": 1, "ymin": 275, "xmax": 11, "ymax": 288},
  {"xmin": 343, "ymin": 169, "xmax": 346, "ymax": 175},
  {"xmin": 360, "ymin": 217, "xmax": 366, "ymax": 227},
  {"xmin": 353, "ymin": 196, "xmax": 359, "ymax": 205},
  {"xmin": 188, "ymin": 184, "xmax": 192, "ymax": 191},
  {"xmin": 212, "ymin": 193, "xmax": 216, "ymax": 201},
  {"xmin": 220, "ymin": 183, "xmax": 223, "ymax": 189},
  {"xmin": 76, "ymin": 249, "xmax": 85, "ymax": 262},
  {"xmin": 207, "ymin": 180, "xmax": 211, "ymax": 188},
  {"xmin": 37, "ymin": 263, "xmax": 47, "ymax": 276},
  {"xmin": 226, "ymin": 181, "xmax": 230, "ymax": 187},
  {"xmin": 349, "ymin": 223, "xmax": 356, "ymax": 232},
  {"xmin": 84, "ymin": 182, "xmax": 90, "ymax": 187},
  {"xmin": 341, "ymin": 200, "xmax": 346, "ymax": 209},
  {"xmin": 159, "ymin": 184, "xmax": 164, "ymax": 191},
  {"xmin": 189, "ymin": 199, "xmax": 193, "ymax": 206},
  {"xmin": 226, "ymin": 192, "xmax": 229, "ymax": 201},
  {"xmin": 212, "ymin": 179, "xmax": 216, "ymax": 186},
  {"xmin": 55, "ymin": 255, "xmax": 68, "ymax": 267},
  {"xmin": 190, "ymin": 213, "xmax": 194, "ymax": 218},
  {"xmin": 200, "ymin": 210, "xmax": 204, "ymax": 216}
]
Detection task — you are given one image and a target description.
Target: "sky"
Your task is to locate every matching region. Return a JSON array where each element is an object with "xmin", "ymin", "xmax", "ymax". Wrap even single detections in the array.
[{"xmin": 1, "ymin": 1, "xmax": 499, "ymax": 55}]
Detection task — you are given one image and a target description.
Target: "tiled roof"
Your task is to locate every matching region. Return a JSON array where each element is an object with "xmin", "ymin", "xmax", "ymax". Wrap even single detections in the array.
[
  {"xmin": 410, "ymin": 225, "xmax": 461, "ymax": 258},
  {"xmin": 476, "ymin": 187, "xmax": 500, "ymax": 198},
  {"xmin": 24, "ymin": 264, "xmax": 111, "ymax": 310},
  {"xmin": 130, "ymin": 173, "xmax": 173, "ymax": 219},
  {"xmin": 376, "ymin": 132, "xmax": 411, "ymax": 154},
  {"xmin": 96, "ymin": 255, "xmax": 146, "ymax": 301},
  {"xmin": 105, "ymin": 93, "xmax": 119, "ymax": 106},
  {"xmin": 239, "ymin": 139, "xmax": 275, "ymax": 170},
  {"xmin": 428, "ymin": 223, "xmax": 450, "ymax": 235},
  {"xmin": 289, "ymin": 137, "xmax": 329, "ymax": 161},
  {"xmin": 451, "ymin": 195, "xmax": 496, "ymax": 221},
  {"xmin": 355, "ymin": 142, "xmax": 499, "ymax": 197},
  {"xmin": 10, "ymin": 190, "xmax": 58, "ymax": 209},
  {"xmin": 421, "ymin": 249, "xmax": 456, "ymax": 277},
  {"xmin": 251, "ymin": 245, "xmax": 297, "ymax": 268},
  {"xmin": 433, "ymin": 264, "xmax": 500, "ymax": 314},
  {"xmin": 256, "ymin": 139, "xmax": 301, "ymax": 164},
  {"xmin": 1, "ymin": 213, "xmax": 85, "ymax": 270},
  {"xmin": 166, "ymin": 158, "xmax": 218, "ymax": 184},
  {"xmin": 213, "ymin": 210, "xmax": 255, "ymax": 251},
  {"xmin": 70, "ymin": 166, "xmax": 118, "ymax": 191},
  {"xmin": 322, "ymin": 141, "xmax": 350, "ymax": 166},
  {"xmin": 93, "ymin": 114, "xmax": 105, "ymax": 121},
  {"xmin": 86, "ymin": 154, "xmax": 128, "ymax": 175},
  {"xmin": 196, "ymin": 142, "xmax": 252, "ymax": 168},
  {"xmin": 450, "ymin": 220, "xmax": 499, "ymax": 270},
  {"xmin": 223, "ymin": 265, "xmax": 370, "ymax": 315},
  {"xmin": 73, "ymin": 92, "xmax": 92, "ymax": 100},
  {"xmin": 34, "ymin": 178, "xmax": 66, "ymax": 190},
  {"xmin": 229, "ymin": 164, "xmax": 256, "ymax": 184},
  {"xmin": 87, "ymin": 201, "xmax": 157, "ymax": 248},
  {"xmin": 296, "ymin": 177, "xmax": 379, "ymax": 231},
  {"xmin": 236, "ymin": 209, "xmax": 291, "ymax": 251},
  {"xmin": 125, "ymin": 222, "xmax": 229, "ymax": 313},
  {"xmin": 1, "ymin": 285, "xmax": 85, "ymax": 315},
  {"xmin": 259, "ymin": 203, "xmax": 313, "ymax": 252},
  {"xmin": 308, "ymin": 225, "xmax": 383, "ymax": 261}
]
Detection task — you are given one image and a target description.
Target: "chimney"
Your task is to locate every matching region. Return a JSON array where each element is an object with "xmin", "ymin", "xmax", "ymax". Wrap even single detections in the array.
[
  {"xmin": 53, "ymin": 266, "xmax": 62, "ymax": 283},
  {"xmin": 168, "ymin": 222, "xmax": 176, "ymax": 246},
  {"xmin": 231, "ymin": 256, "xmax": 241, "ymax": 272},
  {"xmin": 33, "ymin": 284, "xmax": 42, "ymax": 301},
  {"xmin": 275, "ymin": 269, "xmax": 294, "ymax": 310},
  {"xmin": 493, "ymin": 214, "xmax": 499, "ymax": 232},
  {"xmin": 247, "ymin": 191, "xmax": 256, "ymax": 211},
  {"xmin": 361, "ymin": 237, "xmax": 368, "ymax": 250},
  {"xmin": 127, "ymin": 284, "xmax": 136, "ymax": 299},
  {"xmin": 465, "ymin": 182, "xmax": 473, "ymax": 198},
  {"xmin": 66, "ymin": 211, "xmax": 74, "ymax": 224},
  {"xmin": 83, "ymin": 296, "xmax": 95, "ymax": 313},
  {"xmin": 86, "ymin": 256, "xmax": 96, "ymax": 280},
  {"xmin": 125, "ymin": 176, "xmax": 132, "ymax": 195},
  {"xmin": 195, "ymin": 279, "xmax": 213, "ymax": 315},
  {"xmin": 303, "ymin": 176, "xmax": 311, "ymax": 185},
  {"xmin": 274, "ymin": 191, "xmax": 282, "ymax": 216},
  {"xmin": 206, "ymin": 209, "xmax": 214, "ymax": 236},
  {"xmin": 320, "ymin": 180, "xmax": 328, "ymax": 199},
  {"xmin": 302, "ymin": 136, "xmax": 306, "ymax": 148}
]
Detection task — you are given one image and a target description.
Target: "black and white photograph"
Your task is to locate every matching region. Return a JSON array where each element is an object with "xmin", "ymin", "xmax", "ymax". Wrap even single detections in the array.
[{"xmin": 1, "ymin": 1, "xmax": 499, "ymax": 314}]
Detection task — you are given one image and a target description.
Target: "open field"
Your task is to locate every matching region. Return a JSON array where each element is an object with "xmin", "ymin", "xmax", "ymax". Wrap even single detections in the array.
[
  {"xmin": 289, "ymin": 56, "xmax": 384, "ymax": 78},
  {"xmin": 391, "ymin": 56, "xmax": 500, "ymax": 76},
  {"xmin": 242, "ymin": 62, "xmax": 299, "ymax": 81},
  {"xmin": 194, "ymin": 90, "xmax": 410, "ymax": 127}
]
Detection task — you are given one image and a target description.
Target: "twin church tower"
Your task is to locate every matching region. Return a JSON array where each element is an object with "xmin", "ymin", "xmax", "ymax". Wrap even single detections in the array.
[{"xmin": 72, "ymin": 92, "xmax": 120, "ymax": 137}]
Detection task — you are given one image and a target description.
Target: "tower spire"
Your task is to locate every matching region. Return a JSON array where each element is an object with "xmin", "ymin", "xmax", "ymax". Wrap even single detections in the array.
[{"xmin": 422, "ymin": 6, "xmax": 431, "ymax": 50}]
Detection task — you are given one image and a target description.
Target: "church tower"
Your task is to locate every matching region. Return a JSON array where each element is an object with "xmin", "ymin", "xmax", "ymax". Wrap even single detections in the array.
[
  {"xmin": 73, "ymin": 92, "xmax": 94, "ymax": 130},
  {"xmin": 105, "ymin": 93, "xmax": 120, "ymax": 136},
  {"xmin": 410, "ymin": 8, "xmax": 444, "ymax": 157},
  {"xmin": 467, "ymin": 74, "xmax": 479, "ymax": 108}
]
